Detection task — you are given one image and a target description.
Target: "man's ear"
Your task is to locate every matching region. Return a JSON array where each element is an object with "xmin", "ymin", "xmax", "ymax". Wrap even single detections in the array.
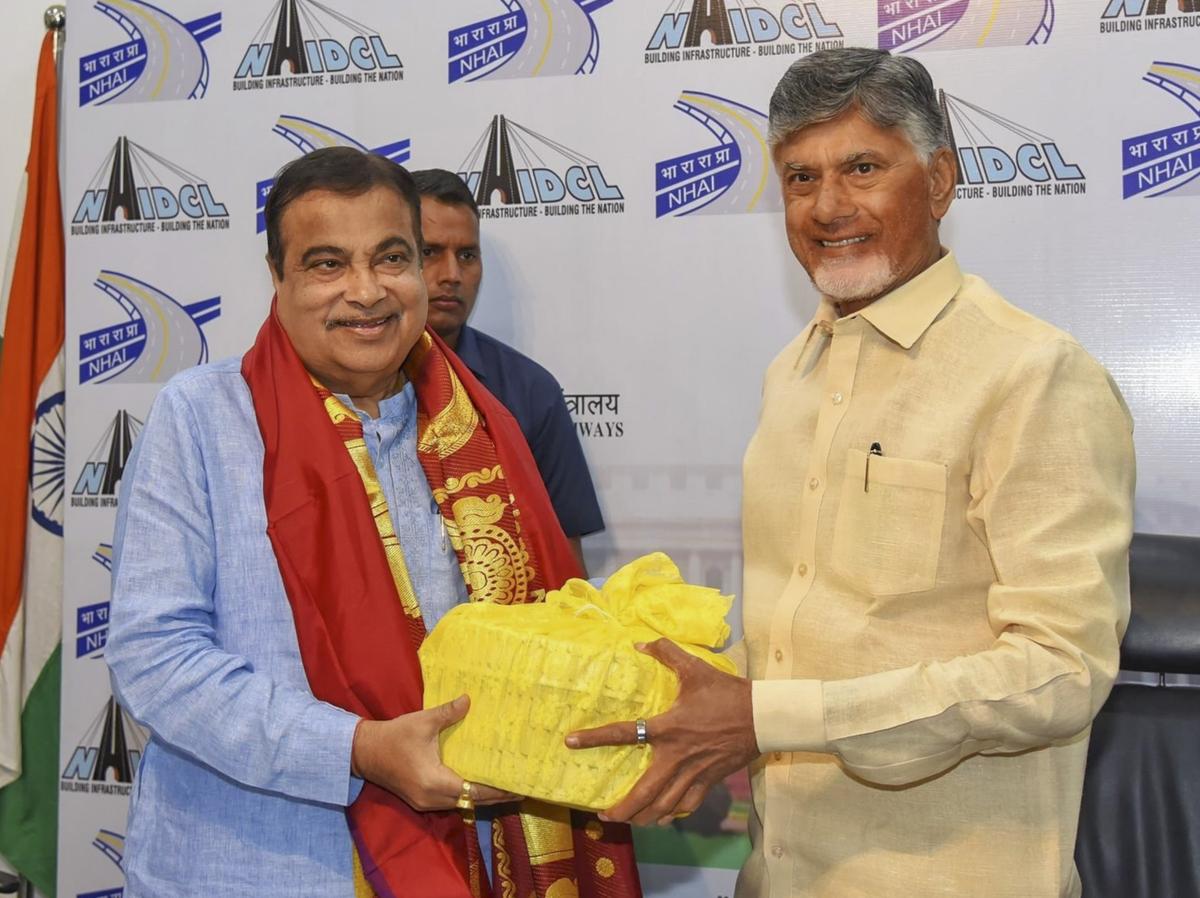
[{"xmin": 928, "ymin": 145, "xmax": 957, "ymax": 221}]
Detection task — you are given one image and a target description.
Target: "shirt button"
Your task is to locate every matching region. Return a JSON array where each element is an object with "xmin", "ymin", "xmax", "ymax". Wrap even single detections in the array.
[
  {"xmin": 797, "ymin": 563, "xmax": 808, "ymax": 578},
  {"xmin": 773, "ymin": 752, "xmax": 783, "ymax": 762},
  {"xmin": 831, "ymin": 392, "xmax": 843, "ymax": 405},
  {"xmin": 772, "ymin": 845, "xmax": 785, "ymax": 859},
  {"xmin": 808, "ymin": 477, "xmax": 820, "ymax": 490},
  {"xmin": 774, "ymin": 649, "xmax": 784, "ymax": 662}
]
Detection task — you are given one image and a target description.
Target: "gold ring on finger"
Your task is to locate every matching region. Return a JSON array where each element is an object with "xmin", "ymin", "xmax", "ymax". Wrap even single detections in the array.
[{"xmin": 456, "ymin": 780, "xmax": 475, "ymax": 811}]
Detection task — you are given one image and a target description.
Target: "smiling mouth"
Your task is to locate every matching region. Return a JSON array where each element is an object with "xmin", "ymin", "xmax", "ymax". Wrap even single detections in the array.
[
  {"xmin": 818, "ymin": 236, "xmax": 870, "ymax": 248},
  {"xmin": 327, "ymin": 313, "xmax": 396, "ymax": 330}
]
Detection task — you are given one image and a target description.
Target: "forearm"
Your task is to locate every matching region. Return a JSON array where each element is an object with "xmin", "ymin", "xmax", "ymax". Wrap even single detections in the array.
[
  {"xmin": 753, "ymin": 571, "xmax": 1125, "ymax": 784},
  {"xmin": 108, "ymin": 613, "xmax": 360, "ymax": 806}
]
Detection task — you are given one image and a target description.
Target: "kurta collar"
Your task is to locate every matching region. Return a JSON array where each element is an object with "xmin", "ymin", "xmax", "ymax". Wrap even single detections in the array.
[{"xmin": 856, "ymin": 251, "xmax": 962, "ymax": 350}]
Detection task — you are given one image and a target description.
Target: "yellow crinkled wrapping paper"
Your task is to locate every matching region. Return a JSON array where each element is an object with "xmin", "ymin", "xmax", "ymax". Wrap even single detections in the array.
[{"xmin": 419, "ymin": 552, "xmax": 737, "ymax": 811}]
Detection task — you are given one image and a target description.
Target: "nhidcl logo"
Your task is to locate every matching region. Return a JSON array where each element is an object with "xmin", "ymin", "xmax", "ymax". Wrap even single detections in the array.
[
  {"xmin": 655, "ymin": 91, "xmax": 781, "ymax": 218},
  {"xmin": 78, "ymin": 0, "xmax": 220, "ymax": 106},
  {"xmin": 449, "ymin": 0, "xmax": 613, "ymax": 83},
  {"xmin": 646, "ymin": 1, "xmax": 843, "ymax": 65},
  {"xmin": 71, "ymin": 410, "xmax": 143, "ymax": 508},
  {"xmin": 60, "ymin": 696, "xmax": 149, "ymax": 797},
  {"xmin": 878, "ymin": 0, "xmax": 1053, "ymax": 52},
  {"xmin": 256, "ymin": 115, "xmax": 411, "ymax": 233},
  {"xmin": 79, "ymin": 270, "xmax": 220, "ymax": 385},
  {"xmin": 457, "ymin": 115, "xmax": 624, "ymax": 219},
  {"xmin": 233, "ymin": 0, "xmax": 403, "ymax": 91},
  {"xmin": 941, "ymin": 91, "xmax": 1085, "ymax": 199},
  {"xmin": 1122, "ymin": 61, "xmax": 1200, "ymax": 198},
  {"xmin": 71, "ymin": 137, "xmax": 229, "ymax": 236},
  {"xmin": 1101, "ymin": 0, "xmax": 1199, "ymax": 34},
  {"xmin": 75, "ymin": 829, "xmax": 126, "ymax": 898}
]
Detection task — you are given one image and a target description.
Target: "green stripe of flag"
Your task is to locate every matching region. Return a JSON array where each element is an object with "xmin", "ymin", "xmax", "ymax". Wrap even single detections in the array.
[{"xmin": 0, "ymin": 641, "xmax": 60, "ymax": 896}]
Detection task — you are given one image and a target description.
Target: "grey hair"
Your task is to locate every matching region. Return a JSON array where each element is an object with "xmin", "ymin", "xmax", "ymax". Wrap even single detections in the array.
[{"xmin": 768, "ymin": 48, "xmax": 949, "ymax": 161}]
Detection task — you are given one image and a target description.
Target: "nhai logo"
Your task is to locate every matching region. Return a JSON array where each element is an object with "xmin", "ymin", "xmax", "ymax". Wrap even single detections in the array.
[
  {"xmin": 1101, "ymin": 0, "xmax": 1199, "ymax": 34},
  {"xmin": 233, "ymin": 0, "xmax": 403, "ymax": 92},
  {"xmin": 457, "ymin": 115, "xmax": 624, "ymax": 219},
  {"xmin": 61, "ymin": 697, "xmax": 148, "ymax": 799},
  {"xmin": 78, "ymin": 0, "xmax": 220, "ymax": 106},
  {"xmin": 940, "ymin": 91, "xmax": 1085, "ymax": 199},
  {"xmin": 646, "ymin": 1, "xmax": 843, "ymax": 66},
  {"xmin": 878, "ymin": 0, "xmax": 1053, "ymax": 52},
  {"xmin": 71, "ymin": 410, "xmax": 143, "ymax": 509},
  {"xmin": 79, "ymin": 270, "xmax": 220, "ymax": 386},
  {"xmin": 71, "ymin": 546, "xmax": 117, "ymax": 660},
  {"xmin": 1122, "ymin": 61, "xmax": 1200, "ymax": 198},
  {"xmin": 256, "ymin": 115, "xmax": 411, "ymax": 233},
  {"xmin": 71, "ymin": 137, "xmax": 229, "ymax": 236},
  {"xmin": 449, "ymin": 0, "xmax": 613, "ymax": 83},
  {"xmin": 74, "ymin": 597, "xmax": 109, "ymax": 659},
  {"xmin": 655, "ymin": 91, "xmax": 782, "ymax": 218}
]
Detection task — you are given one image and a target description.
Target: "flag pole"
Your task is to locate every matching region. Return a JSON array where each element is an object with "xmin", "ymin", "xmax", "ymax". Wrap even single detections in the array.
[
  {"xmin": 44, "ymin": 6, "xmax": 65, "ymax": 63},
  {"xmin": 0, "ymin": 9, "xmax": 67, "ymax": 898}
]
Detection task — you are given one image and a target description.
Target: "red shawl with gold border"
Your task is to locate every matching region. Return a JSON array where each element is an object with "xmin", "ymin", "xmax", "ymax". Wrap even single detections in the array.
[{"xmin": 242, "ymin": 306, "xmax": 642, "ymax": 898}]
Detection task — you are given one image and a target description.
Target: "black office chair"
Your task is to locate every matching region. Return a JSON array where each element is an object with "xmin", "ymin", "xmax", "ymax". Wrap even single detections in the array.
[{"xmin": 1075, "ymin": 532, "xmax": 1200, "ymax": 898}]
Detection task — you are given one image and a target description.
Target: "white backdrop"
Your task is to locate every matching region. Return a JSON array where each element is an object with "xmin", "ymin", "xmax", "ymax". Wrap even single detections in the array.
[{"xmin": 53, "ymin": 2, "xmax": 1199, "ymax": 896}]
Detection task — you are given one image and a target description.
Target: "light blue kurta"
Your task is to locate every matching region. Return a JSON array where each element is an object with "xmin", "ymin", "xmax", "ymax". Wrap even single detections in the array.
[{"xmin": 107, "ymin": 357, "xmax": 467, "ymax": 897}]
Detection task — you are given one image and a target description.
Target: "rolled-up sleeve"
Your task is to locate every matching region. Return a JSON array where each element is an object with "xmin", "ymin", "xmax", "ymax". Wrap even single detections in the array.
[
  {"xmin": 106, "ymin": 383, "xmax": 362, "ymax": 807},
  {"xmin": 753, "ymin": 339, "xmax": 1135, "ymax": 785}
]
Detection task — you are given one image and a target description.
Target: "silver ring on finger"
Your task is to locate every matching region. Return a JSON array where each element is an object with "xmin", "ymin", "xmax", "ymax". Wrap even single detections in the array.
[{"xmin": 635, "ymin": 718, "xmax": 649, "ymax": 746}]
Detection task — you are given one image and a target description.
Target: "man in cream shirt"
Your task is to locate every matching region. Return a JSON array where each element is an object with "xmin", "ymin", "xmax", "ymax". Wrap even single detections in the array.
[{"xmin": 569, "ymin": 48, "xmax": 1134, "ymax": 897}]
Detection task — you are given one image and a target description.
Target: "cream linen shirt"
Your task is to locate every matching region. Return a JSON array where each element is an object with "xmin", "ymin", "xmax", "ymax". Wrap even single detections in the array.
[{"xmin": 735, "ymin": 253, "xmax": 1134, "ymax": 898}]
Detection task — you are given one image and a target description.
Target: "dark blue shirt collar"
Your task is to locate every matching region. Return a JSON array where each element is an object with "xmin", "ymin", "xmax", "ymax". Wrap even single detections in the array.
[{"xmin": 452, "ymin": 325, "xmax": 487, "ymax": 382}]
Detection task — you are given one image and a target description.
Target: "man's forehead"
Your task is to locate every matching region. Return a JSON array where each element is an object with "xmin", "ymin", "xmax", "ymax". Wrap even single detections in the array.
[
  {"xmin": 774, "ymin": 114, "xmax": 917, "ymax": 165},
  {"xmin": 283, "ymin": 186, "xmax": 412, "ymax": 222},
  {"xmin": 282, "ymin": 189, "xmax": 413, "ymax": 236},
  {"xmin": 420, "ymin": 199, "xmax": 480, "ymax": 239},
  {"xmin": 281, "ymin": 196, "xmax": 415, "ymax": 262}
]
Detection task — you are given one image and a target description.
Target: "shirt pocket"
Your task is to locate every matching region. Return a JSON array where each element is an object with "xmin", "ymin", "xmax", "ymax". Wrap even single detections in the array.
[{"xmin": 831, "ymin": 449, "xmax": 947, "ymax": 596}]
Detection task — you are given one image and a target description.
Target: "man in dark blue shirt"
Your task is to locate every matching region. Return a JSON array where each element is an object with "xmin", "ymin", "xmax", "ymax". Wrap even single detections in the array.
[{"xmin": 412, "ymin": 169, "xmax": 603, "ymax": 573}]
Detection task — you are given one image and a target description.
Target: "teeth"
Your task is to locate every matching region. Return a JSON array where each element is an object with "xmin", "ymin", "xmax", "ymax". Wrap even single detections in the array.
[{"xmin": 820, "ymin": 236, "xmax": 868, "ymax": 247}]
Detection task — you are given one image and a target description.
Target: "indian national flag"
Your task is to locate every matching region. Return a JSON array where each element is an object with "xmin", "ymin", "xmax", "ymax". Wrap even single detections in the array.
[{"xmin": 0, "ymin": 30, "xmax": 66, "ymax": 896}]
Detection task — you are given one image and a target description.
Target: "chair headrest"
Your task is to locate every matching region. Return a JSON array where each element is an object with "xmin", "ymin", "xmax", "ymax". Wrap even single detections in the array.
[{"xmin": 1122, "ymin": 532, "xmax": 1200, "ymax": 675}]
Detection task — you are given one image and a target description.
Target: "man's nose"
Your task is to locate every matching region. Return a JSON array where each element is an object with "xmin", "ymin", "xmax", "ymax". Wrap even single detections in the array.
[
  {"xmin": 346, "ymin": 264, "xmax": 385, "ymax": 305},
  {"xmin": 812, "ymin": 178, "xmax": 856, "ymax": 226},
  {"xmin": 440, "ymin": 254, "xmax": 462, "ymax": 285}
]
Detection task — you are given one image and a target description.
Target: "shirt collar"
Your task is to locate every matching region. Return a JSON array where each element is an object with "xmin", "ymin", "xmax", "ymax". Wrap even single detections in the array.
[
  {"xmin": 452, "ymin": 325, "xmax": 486, "ymax": 381},
  {"xmin": 854, "ymin": 251, "xmax": 962, "ymax": 350},
  {"xmin": 334, "ymin": 380, "xmax": 416, "ymax": 423}
]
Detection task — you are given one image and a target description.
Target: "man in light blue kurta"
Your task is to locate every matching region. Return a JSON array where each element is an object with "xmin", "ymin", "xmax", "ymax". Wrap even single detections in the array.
[
  {"xmin": 107, "ymin": 361, "xmax": 468, "ymax": 895},
  {"xmin": 103, "ymin": 149, "xmax": 531, "ymax": 896}
]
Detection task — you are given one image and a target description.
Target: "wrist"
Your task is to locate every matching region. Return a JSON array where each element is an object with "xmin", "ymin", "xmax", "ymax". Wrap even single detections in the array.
[{"xmin": 350, "ymin": 718, "xmax": 373, "ymax": 779}]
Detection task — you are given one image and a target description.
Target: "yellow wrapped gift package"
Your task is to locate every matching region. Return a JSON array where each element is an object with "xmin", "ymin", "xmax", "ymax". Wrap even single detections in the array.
[{"xmin": 419, "ymin": 552, "xmax": 737, "ymax": 812}]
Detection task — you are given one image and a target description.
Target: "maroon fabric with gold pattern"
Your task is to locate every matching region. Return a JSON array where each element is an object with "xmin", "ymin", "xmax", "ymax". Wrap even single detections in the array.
[{"xmin": 243, "ymin": 306, "xmax": 643, "ymax": 897}]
